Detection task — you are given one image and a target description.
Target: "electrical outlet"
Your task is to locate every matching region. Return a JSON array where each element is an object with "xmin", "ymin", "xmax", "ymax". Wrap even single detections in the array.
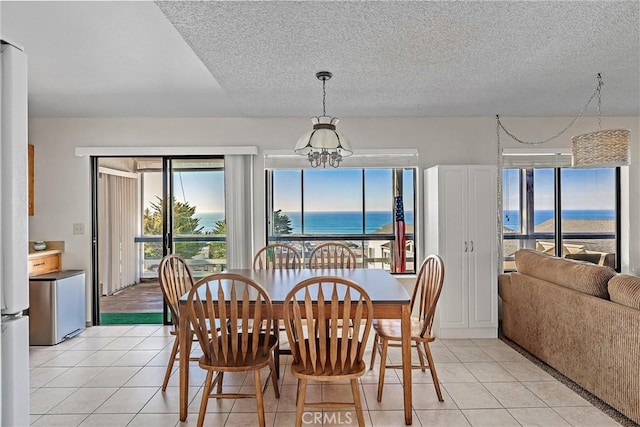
[{"xmin": 73, "ymin": 223, "xmax": 85, "ymax": 235}]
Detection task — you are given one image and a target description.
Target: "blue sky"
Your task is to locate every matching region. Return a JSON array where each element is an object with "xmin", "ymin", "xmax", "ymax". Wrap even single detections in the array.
[
  {"xmin": 143, "ymin": 168, "xmax": 414, "ymax": 214},
  {"xmin": 273, "ymin": 169, "xmax": 414, "ymax": 212},
  {"xmin": 503, "ymin": 168, "xmax": 615, "ymax": 211},
  {"xmin": 144, "ymin": 167, "xmax": 613, "ymax": 215},
  {"xmin": 143, "ymin": 171, "xmax": 225, "ymax": 213}
]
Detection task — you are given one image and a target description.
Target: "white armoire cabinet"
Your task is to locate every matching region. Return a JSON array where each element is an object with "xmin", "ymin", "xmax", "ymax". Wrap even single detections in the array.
[{"xmin": 424, "ymin": 165, "xmax": 498, "ymax": 339}]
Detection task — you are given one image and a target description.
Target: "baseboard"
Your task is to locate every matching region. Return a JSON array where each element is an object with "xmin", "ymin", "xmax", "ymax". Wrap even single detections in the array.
[{"xmin": 435, "ymin": 327, "xmax": 498, "ymax": 339}]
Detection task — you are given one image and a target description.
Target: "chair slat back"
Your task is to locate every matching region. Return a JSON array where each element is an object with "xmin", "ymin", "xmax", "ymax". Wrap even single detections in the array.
[
  {"xmin": 308, "ymin": 242, "xmax": 357, "ymax": 269},
  {"xmin": 158, "ymin": 254, "xmax": 195, "ymax": 328},
  {"xmin": 410, "ymin": 255, "xmax": 445, "ymax": 338},
  {"xmin": 187, "ymin": 273, "xmax": 273, "ymax": 365},
  {"xmin": 283, "ymin": 277, "xmax": 373, "ymax": 374},
  {"xmin": 253, "ymin": 243, "xmax": 302, "ymax": 270}
]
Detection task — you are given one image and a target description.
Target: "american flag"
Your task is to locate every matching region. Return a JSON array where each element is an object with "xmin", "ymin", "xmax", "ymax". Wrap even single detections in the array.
[{"xmin": 393, "ymin": 195, "xmax": 406, "ymax": 273}]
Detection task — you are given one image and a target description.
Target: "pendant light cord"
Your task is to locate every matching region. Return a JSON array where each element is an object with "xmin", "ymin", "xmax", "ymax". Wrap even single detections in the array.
[{"xmin": 497, "ymin": 73, "xmax": 603, "ymax": 145}]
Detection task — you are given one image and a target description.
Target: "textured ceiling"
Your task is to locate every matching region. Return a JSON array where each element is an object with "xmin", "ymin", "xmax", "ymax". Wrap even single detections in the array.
[
  {"xmin": 1, "ymin": 1, "xmax": 639, "ymax": 118},
  {"xmin": 157, "ymin": 1, "xmax": 640, "ymax": 117}
]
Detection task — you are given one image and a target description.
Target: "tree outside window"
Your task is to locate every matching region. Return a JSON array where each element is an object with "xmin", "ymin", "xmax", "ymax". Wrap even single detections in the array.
[{"xmin": 143, "ymin": 197, "xmax": 204, "ymax": 259}]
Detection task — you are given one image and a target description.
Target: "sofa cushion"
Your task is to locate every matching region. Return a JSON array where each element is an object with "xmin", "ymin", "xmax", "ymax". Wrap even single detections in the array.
[
  {"xmin": 515, "ymin": 249, "xmax": 615, "ymax": 298},
  {"xmin": 608, "ymin": 275, "xmax": 640, "ymax": 310}
]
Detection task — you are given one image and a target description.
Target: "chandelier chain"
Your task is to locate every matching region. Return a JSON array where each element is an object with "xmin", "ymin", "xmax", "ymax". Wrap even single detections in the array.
[
  {"xmin": 497, "ymin": 74, "xmax": 602, "ymax": 145},
  {"xmin": 597, "ymin": 73, "xmax": 602, "ymax": 130},
  {"xmin": 322, "ymin": 78, "xmax": 327, "ymax": 116}
]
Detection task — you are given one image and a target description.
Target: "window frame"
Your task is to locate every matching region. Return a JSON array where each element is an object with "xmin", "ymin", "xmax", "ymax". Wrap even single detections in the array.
[
  {"xmin": 265, "ymin": 167, "xmax": 418, "ymax": 274},
  {"xmin": 502, "ymin": 166, "xmax": 621, "ymax": 272}
]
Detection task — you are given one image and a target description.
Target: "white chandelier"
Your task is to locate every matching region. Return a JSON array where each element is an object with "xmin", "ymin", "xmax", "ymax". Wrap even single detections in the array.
[{"xmin": 294, "ymin": 71, "xmax": 352, "ymax": 168}]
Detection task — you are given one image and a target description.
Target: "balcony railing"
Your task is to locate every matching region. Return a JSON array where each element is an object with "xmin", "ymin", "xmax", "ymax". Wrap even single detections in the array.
[
  {"xmin": 134, "ymin": 233, "xmax": 416, "ymax": 279},
  {"xmin": 134, "ymin": 235, "xmax": 226, "ymax": 280},
  {"xmin": 268, "ymin": 233, "xmax": 415, "ymax": 273}
]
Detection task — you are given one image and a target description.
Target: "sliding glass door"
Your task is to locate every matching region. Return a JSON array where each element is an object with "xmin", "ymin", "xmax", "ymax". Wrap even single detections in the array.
[
  {"xmin": 167, "ymin": 158, "xmax": 226, "ymax": 278},
  {"xmin": 93, "ymin": 156, "xmax": 226, "ymax": 325}
]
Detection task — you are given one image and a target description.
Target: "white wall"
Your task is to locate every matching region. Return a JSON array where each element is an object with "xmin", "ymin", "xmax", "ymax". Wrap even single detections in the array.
[{"xmin": 27, "ymin": 116, "xmax": 640, "ymax": 321}]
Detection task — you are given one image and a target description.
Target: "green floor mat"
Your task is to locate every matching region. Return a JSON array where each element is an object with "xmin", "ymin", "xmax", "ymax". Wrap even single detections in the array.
[{"xmin": 100, "ymin": 312, "xmax": 163, "ymax": 325}]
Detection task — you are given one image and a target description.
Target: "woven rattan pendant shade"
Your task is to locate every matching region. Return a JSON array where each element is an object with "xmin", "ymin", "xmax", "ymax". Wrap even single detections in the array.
[{"xmin": 571, "ymin": 128, "xmax": 630, "ymax": 168}]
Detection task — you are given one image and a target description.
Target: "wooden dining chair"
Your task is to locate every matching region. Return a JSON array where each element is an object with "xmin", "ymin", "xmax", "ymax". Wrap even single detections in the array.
[
  {"xmin": 187, "ymin": 273, "xmax": 280, "ymax": 427},
  {"xmin": 307, "ymin": 242, "xmax": 357, "ymax": 269},
  {"xmin": 369, "ymin": 254, "xmax": 445, "ymax": 402},
  {"xmin": 253, "ymin": 243, "xmax": 302, "ymax": 377},
  {"xmin": 158, "ymin": 254, "xmax": 200, "ymax": 391},
  {"xmin": 253, "ymin": 243, "xmax": 302, "ymax": 270},
  {"xmin": 283, "ymin": 276, "xmax": 373, "ymax": 427}
]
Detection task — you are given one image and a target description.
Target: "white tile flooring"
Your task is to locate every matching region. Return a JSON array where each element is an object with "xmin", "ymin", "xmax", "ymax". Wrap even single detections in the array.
[{"xmin": 29, "ymin": 325, "xmax": 621, "ymax": 426}]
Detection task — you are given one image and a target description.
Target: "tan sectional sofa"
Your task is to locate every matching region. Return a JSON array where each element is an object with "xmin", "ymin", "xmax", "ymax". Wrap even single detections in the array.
[{"xmin": 499, "ymin": 249, "xmax": 640, "ymax": 424}]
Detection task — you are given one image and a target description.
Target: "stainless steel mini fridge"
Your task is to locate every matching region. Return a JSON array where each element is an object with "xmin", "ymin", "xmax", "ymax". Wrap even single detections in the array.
[{"xmin": 29, "ymin": 270, "xmax": 86, "ymax": 345}]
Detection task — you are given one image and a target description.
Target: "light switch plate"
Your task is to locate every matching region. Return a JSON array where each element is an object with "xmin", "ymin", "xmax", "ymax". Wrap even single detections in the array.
[{"xmin": 73, "ymin": 223, "xmax": 85, "ymax": 235}]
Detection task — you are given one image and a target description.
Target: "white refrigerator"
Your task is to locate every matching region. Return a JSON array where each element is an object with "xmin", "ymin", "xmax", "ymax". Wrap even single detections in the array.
[{"xmin": 0, "ymin": 39, "xmax": 30, "ymax": 427}]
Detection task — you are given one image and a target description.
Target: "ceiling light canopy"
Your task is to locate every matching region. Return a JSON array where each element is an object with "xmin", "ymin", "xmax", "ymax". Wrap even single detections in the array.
[{"xmin": 294, "ymin": 71, "xmax": 352, "ymax": 168}]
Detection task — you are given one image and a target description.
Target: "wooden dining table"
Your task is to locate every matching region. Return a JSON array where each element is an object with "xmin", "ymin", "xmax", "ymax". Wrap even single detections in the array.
[{"xmin": 177, "ymin": 268, "xmax": 414, "ymax": 424}]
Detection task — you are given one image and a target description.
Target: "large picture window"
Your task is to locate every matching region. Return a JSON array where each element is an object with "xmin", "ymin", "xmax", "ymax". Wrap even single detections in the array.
[
  {"xmin": 266, "ymin": 167, "xmax": 416, "ymax": 273},
  {"xmin": 503, "ymin": 166, "xmax": 620, "ymax": 271}
]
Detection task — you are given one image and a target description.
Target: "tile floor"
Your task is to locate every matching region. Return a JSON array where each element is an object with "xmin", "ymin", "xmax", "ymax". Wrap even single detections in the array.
[{"xmin": 29, "ymin": 325, "xmax": 621, "ymax": 426}]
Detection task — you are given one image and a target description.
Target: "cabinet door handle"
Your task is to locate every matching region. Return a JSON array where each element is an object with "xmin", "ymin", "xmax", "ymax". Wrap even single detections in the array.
[
  {"xmin": 464, "ymin": 241, "xmax": 468, "ymax": 252},
  {"xmin": 470, "ymin": 241, "xmax": 474, "ymax": 252}
]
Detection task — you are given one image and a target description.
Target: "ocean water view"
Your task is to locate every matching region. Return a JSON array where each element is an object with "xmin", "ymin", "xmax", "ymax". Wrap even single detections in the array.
[
  {"xmin": 285, "ymin": 211, "xmax": 415, "ymax": 234},
  {"xmin": 194, "ymin": 211, "xmax": 415, "ymax": 234},
  {"xmin": 196, "ymin": 210, "xmax": 610, "ymax": 234},
  {"xmin": 503, "ymin": 209, "xmax": 615, "ymax": 232},
  {"xmin": 194, "ymin": 212, "xmax": 225, "ymax": 232}
]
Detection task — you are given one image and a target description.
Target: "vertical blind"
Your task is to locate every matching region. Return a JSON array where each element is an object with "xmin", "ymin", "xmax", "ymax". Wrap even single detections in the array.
[{"xmin": 98, "ymin": 173, "xmax": 138, "ymax": 295}]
